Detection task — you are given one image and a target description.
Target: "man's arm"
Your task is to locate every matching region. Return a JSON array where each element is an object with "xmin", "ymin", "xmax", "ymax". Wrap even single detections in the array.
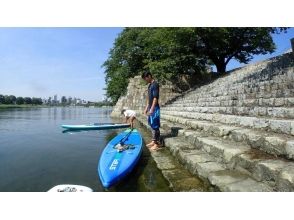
[
  {"xmin": 144, "ymin": 92, "xmax": 149, "ymax": 115},
  {"xmin": 148, "ymin": 98, "xmax": 158, "ymax": 114},
  {"xmin": 148, "ymin": 82, "xmax": 159, "ymax": 114}
]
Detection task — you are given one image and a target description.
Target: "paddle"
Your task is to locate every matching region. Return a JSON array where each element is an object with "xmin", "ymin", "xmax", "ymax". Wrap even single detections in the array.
[
  {"xmin": 111, "ymin": 128, "xmax": 134, "ymax": 152},
  {"xmin": 118, "ymin": 128, "xmax": 134, "ymax": 145}
]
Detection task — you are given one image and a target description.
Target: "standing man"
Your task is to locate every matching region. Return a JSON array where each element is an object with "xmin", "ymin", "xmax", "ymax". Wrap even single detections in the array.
[{"xmin": 141, "ymin": 70, "xmax": 161, "ymax": 151}]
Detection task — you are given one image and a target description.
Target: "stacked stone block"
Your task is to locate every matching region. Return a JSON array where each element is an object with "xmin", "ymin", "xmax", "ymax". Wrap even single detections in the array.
[{"xmin": 157, "ymin": 52, "xmax": 294, "ymax": 191}]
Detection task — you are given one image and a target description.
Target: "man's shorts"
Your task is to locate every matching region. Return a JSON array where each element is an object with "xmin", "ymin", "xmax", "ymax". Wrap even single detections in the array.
[{"xmin": 148, "ymin": 106, "xmax": 160, "ymax": 129}]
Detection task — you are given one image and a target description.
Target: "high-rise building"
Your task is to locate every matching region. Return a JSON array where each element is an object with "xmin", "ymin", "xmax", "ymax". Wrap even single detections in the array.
[{"xmin": 68, "ymin": 96, "xmax": 72, "ymax": 105}]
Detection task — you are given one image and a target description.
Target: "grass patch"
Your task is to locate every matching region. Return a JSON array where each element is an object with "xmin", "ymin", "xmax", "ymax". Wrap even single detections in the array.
[{"xmin": 0, "ymin": 104, "xmax": 44, "ymax": 109}]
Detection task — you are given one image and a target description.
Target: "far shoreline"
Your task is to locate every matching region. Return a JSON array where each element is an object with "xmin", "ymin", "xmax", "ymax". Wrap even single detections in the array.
[
  {"xmin": 0, "ymin": 104, "xmax": 113, "ymax": 109},
  {"xmin": 0, "ymin": 104, "xmax": 45, "ymax": 109}
]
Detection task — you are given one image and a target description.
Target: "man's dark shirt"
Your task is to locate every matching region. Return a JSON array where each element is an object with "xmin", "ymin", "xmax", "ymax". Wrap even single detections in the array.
[{"xmin": 148, "ymin": 80, "xmax": 159, "ymax": 108}]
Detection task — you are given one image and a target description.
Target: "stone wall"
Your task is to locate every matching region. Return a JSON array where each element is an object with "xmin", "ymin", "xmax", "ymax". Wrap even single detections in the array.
[
  {"xmin": 111, "ymin": 76, "xmax": 180, "ymax": 117},
  {"xmin": 111, "ymin": 50, "xmax": 294, "ymax": 119},
  {"xmin": 158, "ymin": 50, "xmax": 294, "ymax": 191},
  {"xmin": 162, "ymin": 52, "xmax": 294, "ymax": 134}
]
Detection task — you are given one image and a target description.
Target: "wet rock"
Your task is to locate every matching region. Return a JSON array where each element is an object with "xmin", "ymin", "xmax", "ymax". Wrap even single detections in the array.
[
  {"xmin": 162, "ymin": 169, "xmax": 207, "ymax": 192},
  {"xmin": 151, "ymin": 153, "xmax": 178, "ymax": 170}
]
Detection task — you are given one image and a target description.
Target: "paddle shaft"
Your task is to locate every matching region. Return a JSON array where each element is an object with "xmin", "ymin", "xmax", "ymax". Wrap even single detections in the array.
[{"xmin": 117, "ymin": 129, "xmax": 133, "ymax": 145}]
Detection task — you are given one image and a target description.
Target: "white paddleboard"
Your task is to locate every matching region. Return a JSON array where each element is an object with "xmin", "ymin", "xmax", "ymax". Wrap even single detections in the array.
[{"xmin": 48, "ymin": 184, "xmax": 93, "ymax": 192}]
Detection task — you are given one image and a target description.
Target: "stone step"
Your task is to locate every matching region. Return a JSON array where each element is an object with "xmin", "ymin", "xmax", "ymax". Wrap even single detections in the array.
[
  {"xmin": 160, "ymin": 113, "xmax": 294, "ymax": 159},
  {"xmin": 173, "ymin": 85, "xmax": 294, "ymax": 102},
  {"xmin": 150, "ymin": 149, "xmax": 210, "ymax": 192},
  {"xmin": 170, "ymin": 97, "xmax": 294, "ymax": 108},
  {"xmin": 171, "ymin": 75, "xmax": 294, "ymax": 105},
  {"xmin": 173, "ymin": 78, "xmax": 294, "ymax": 101},
  {"xmin": 140, "ymin": 115, "xmax": 294, "ymax": 191},
  {"xmin": 164, "ymin": 132, "xmax": 294, "ymax": 191},
  {"xmin": 163, "ymin": 136, "xmax": 274, "ymax": 192},
  {"xmin": 169, "ymin": 55, "xmax": 293, "ymax": 106},
  {"xmin": 163, "ymin": 106, "xmax": 294, "ymax": 119},
  {"xmin": 161, "ymin": 110, "xmax": 294, "ymax": 136}
]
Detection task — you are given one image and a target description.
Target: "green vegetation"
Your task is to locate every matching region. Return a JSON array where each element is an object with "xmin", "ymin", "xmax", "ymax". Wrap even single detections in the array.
[
  {"xmin": 103, "ymin": 27, "xmax": 288, "ymax": 103},
  {"xmin": 0, "ymin": 94, "xmax": 43, "ymax": 107}
]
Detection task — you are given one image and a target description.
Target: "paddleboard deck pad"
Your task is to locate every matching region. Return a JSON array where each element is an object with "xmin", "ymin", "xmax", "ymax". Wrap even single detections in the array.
[
  {"xmin": 98, "ymin": 129, "xmax": 143, "ymax": 188},
  {"xmin": 48, "ymin": 184, "xmax": 93, "ymax": 192}
]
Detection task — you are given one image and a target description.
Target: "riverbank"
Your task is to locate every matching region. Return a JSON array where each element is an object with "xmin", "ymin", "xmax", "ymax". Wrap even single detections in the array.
[
  {"xmin": 131, "ymin": 115, "xmax": 213, "ymax": 191},
  {"xmin": 0, "ymin": 104, "xmax": 45, "ymax": 109},
  {"xmin": 0, "ymin": 105, "xmax": 113, "ymax": 109}
]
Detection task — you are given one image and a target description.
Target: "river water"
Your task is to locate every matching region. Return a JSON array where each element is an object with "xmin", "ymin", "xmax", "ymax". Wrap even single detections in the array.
[{"xmin": 0, "ymin": 107, "xmax": 170, "ymax": 192}]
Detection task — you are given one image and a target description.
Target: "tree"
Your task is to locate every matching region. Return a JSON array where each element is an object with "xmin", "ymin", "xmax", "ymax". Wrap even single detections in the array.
[
  {"xmin": 4, "ymin": 95, "xmax": 16, "ymax": 104},
  {"xmin": 16, "ymin": 97, "xmax": 24, "ymax": 105},
  {"xmin": 0, "ymin": 94, "xmax": 4, "ymax": 104},
  {"xmin": 103, "ymin": 28, "xmax": 207, "ymax": 102},
  {"xmin": 142, "ymin": 28, "xmax": 207, "ymax": 84},
  {"xmin": 24, "ymin": 97, "xmax": 32, "ymax": 105},
  {"xmin": 195, "ymin": 27, "xmax": 288, "ymax": 73},
  {"xmin": 32, "ymin": 97, "xmax": 42, "ymax": 105},
  {"xmin": 103, "ymin": 28, "xmax": 147, "ymax": 103}
]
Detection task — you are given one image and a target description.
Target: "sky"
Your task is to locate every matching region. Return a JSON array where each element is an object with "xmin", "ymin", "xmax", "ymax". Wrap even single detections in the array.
[
  {"xmin": 0, "ymin": 27, "xmax": 293, "ymax": 102},
  {"xmin": 226, "ymin": 28, "xmax": 294, "ymax": 71},
  {"xmin": 0, "ymin": 27, "xmax": 123, "ymax": 102}
]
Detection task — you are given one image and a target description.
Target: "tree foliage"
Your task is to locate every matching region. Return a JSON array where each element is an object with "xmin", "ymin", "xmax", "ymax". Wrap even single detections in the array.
[
  {"xmin": 0, "ymin": 95, "xmax": 4, "ymax": 104},
  {"xmin": 102, "ymin": 27, "xmax": 288, "ymax": 103},
  {"xmin": 195, "ymin": 27, "xmax": 287, "ymax": 73},
  {"xmin": 32, "ymin": 98, "xmax": 43, "ymax": 105},
  {"xmin": 0, "ymin": 94, "xmax": 43, "ymax": 105},
  {"xmin": 103, "ymin": 28, "xmax": 208, "ymax": 103},
  {"xmin": 16, "ymin": 97, "xmax": 24, "ymax": 105}
]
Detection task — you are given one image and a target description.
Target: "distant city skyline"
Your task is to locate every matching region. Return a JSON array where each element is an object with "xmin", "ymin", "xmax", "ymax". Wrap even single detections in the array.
[{"xmin": 0, "ymin": 28, "xmax": 293, "ymax": 102}]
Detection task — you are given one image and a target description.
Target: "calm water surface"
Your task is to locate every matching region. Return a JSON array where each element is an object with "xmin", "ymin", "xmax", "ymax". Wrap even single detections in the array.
[{"xmin": 0, "ymin": 107, "xmax": 170, "ymax": 192}]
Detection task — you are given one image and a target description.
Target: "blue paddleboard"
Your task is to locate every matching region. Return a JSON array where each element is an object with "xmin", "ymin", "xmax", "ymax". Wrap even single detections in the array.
[
  {"xmin": 61, "ymin": 123, "xmax": 130, "ymax": 131},
  {"xmin": 98, "ymin": 129, "xmax": 143, "ymax": 188}
]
